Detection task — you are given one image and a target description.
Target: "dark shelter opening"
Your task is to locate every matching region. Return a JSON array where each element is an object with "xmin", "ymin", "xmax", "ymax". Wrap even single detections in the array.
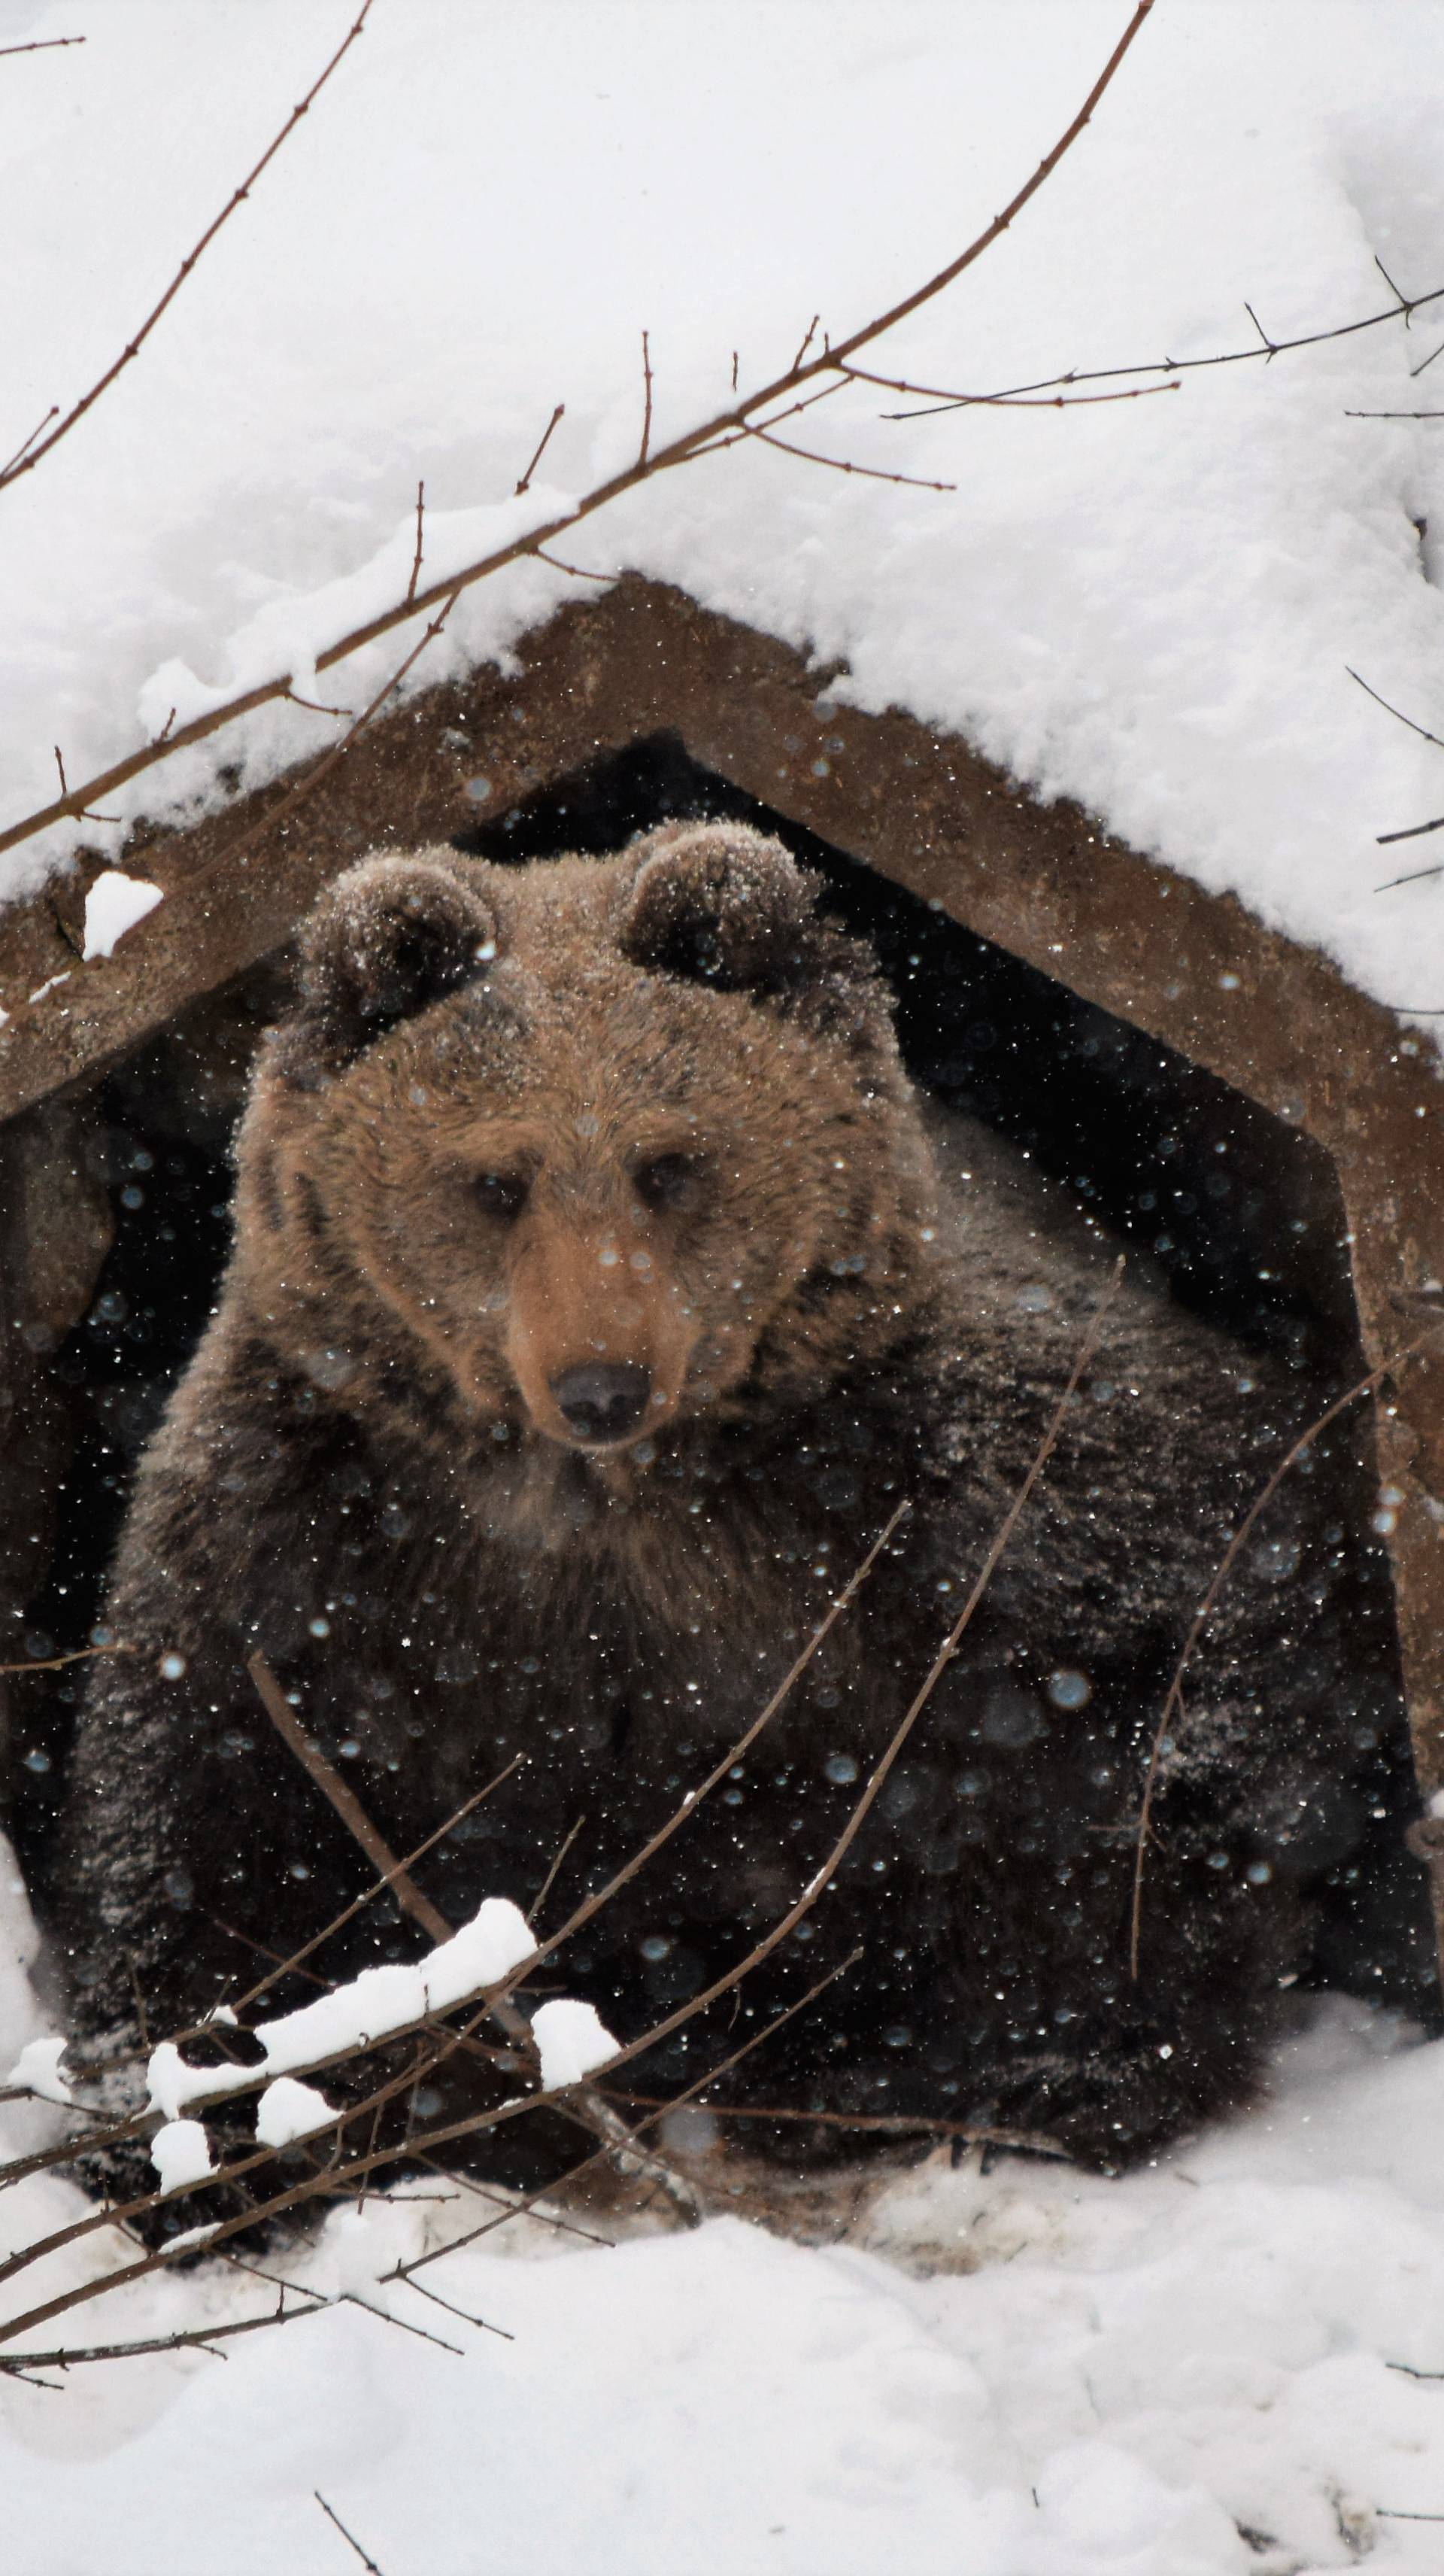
[{"xmin": 9, "ymin": 731, "xmax": 1433, "ymax": 2022}]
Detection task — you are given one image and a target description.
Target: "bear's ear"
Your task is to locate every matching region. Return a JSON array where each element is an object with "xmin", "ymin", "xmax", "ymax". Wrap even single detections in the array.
[
  {"xmin": 620, "ymin": 822, "xmax": 839, "ymax": 996},
  {"xmin": 281, "ymin": 856, "xmax": 499, "ymax": 1083}
]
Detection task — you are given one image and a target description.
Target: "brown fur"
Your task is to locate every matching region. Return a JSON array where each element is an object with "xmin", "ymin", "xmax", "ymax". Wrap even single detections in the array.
[{"xmin": 48, "ymin": 823, "xmax": 1388, "ymax": 2221}]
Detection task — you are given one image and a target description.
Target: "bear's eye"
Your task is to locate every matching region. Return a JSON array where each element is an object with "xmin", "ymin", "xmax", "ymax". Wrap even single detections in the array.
[
  {"xmin": 634, "ymin": 1153, "xmax": 699, "ymax": 1213},
  {"xmin": 475, "ymin": 1171, "xmax": 529, "ymax": 1223}
]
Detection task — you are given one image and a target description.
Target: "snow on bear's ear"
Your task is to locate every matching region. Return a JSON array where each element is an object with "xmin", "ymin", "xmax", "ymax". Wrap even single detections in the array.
[
  {"xmin": 281, "ymin": 856, "xmax": 499, "ymax": 1083},
  {"xmin": 622, "ymin": 822, "xmax": 833, "ymax": 995},
  {"xmin": 620, "ymin": 821, "xmax": 888, "ymax": 1050}
]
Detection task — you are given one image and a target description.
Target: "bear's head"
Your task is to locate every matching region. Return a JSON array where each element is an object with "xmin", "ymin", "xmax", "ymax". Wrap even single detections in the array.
[{"xmin": 234, "ymin": 822, "xmax": 940, "ymax": 1456}]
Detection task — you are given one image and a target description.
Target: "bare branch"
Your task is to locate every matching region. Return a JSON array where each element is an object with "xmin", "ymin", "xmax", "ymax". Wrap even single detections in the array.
[
  {"xmin": 1347, "ymin": 666, "xmax": 1444, "ymax": 756},
  {"xmin": 0, "ymin": 407, "xmax": 58, "ymax": 477},
  {"xmin": 605, "ymin": 2091, "xmax": 1069, "ymax": 2156},
  {"xmin": 315, "ymin": 2492, "xmax": 390, "ymax": 2576},
  {"xmin": 0, "ymin": 4, "xmax": 374, "ymax": 496},
  {"xmin": 0, "ymin": 35, "xmax": 85, "ymax": 59},
  {"xmin": 401, "ymin": 2275, "xmax": 513, "ymax": 2339},
  {"xmin": 0, "ymin": 0, "xmax": 1157, "ymax": 869},
  {"xmin": 392, "ymin": 1949, "xmax": 868, "ymax": 2281},
  {"xmin": 248, "ymin": 1651, "xmax": 447, "ymax": 1941},
  {"xmin": 282, "ymin": 688, "xmax": 352, "ymax": 720},
  {"xmin": 405, "ymin": 481, "xmax": 424, "ymax": 605},
  {"xmin": 1, "ymin": 2284, "xmax": 331, "ymax": 2378},
  {"xmin": 175, "ymin": 585, "xmax": 466, "ymax": 891},
  {"xmin": 751, "ymin": 428, "xmax": 956, "ymax": 491},
  {"xmin": 1374, "ymin": 253, "xmax": 1413, "ymax": 316},
  {"xmin": 527, "ymin": 1813, "xmax": 587, "ymax": 1927},
  {"xmin": 514, "ymin": 401, "xmax": 564, "ymax": 496},
  {"xmin": 1378, "ymin": 840, "xmax": 1444, "ymax": 877},
  {"xmin": 639, "ymin": 330, "xmax": 653, "ymax": 467},
  {"xmin": 533, "ymin": 548, "xmax": 613, "ymax": 582},
  {"xmin": 848, "ymin": 274, "xmax": 1444, "ymax": 418},
  {"xmin": 52, "ymin": 745, "xmax": 117, "ymax": 825},
  {"xmin": 0, "ymin": 1638, "xmax": 134, "ymax": 1677}
]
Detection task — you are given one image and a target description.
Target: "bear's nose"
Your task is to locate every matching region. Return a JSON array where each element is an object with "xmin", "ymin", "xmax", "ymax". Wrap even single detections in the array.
[{"xmin": 551, "ymin": 1361, "xmax": 653, "ymax": 1444}]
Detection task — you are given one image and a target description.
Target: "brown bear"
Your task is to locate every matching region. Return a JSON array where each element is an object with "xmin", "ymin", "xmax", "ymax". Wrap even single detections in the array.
[{"xmin": 48, "ymin": 820, "xmax": 1381, "ymax": 2201}]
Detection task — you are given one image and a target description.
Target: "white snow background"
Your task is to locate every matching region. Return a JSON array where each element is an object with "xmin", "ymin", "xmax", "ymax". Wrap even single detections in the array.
[{"xmin": 5, "ymin": 1, "xmax": 1444, "ymax": 2568}]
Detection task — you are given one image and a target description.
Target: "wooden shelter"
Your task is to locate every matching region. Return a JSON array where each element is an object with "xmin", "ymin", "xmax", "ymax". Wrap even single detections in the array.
[{"xmin": 2, "ymin": 575, "xmax": 1441, "ymax": 1967}]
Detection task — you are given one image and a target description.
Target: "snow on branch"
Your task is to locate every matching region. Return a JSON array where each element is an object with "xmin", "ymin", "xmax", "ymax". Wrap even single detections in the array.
[{"xmin": 0, "ymin": 0, "xmax": 1159, "ymax": 876}]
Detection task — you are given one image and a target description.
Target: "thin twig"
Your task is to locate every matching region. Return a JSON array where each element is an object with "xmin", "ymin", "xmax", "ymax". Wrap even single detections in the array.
[
  {"xmin": 0, "ymin": 407, "xmax": 57, "ymax": 478},
  {"xmin": 52, "ymin": 746, "xmax": 117, "ymax": 825},
  {"xmin": 405, "ymin": 481, "xmax": 424, "ymax": 604},
  {"xmin": 528, "ymin": 1814, "xmax": 587, "ymax": 1926},
  {"xmin": 0, "ymin": 0, "xmax": 1156, "ymax": 867},
  {"xmin": 0, "ymin": 35, "xmax": 85, "ymax": 58},
  {"xmin": 514, "ymin": 401, "xmax": 564, "ymax": 496},
  {"xmin": 534, "ymin": 548, "xmax": 613, "ymax": 582},
  {"xmin": 341, "ymin": 2291, "xmax": 461, "ymax": 2357},
  {"xmin": 247, "ymin": 1652, "xmax": 448, "ymax": 1940},
  {"xmin": 845, "ymin": 271, "xmax": 1444, "ymax": 418},
  {"xmin": 187, "ymin": 586, "xmax": 465, "ymax": 886},
  {"xmin": 0, "ymin": 2294, "xmax": 329, "ymax": 2377},
  {"xmin": 891, "ymin": 382, "xmax": 1180, "ymax": 414},
  {"xmin": 1127, "ymin": 1319, "xmax": 1444, "ymax": 1979},
  {"xmin": 1379, "ymin": 838, "xmax": 1444, "ymax": 880},
  {"xmin": 751, "ymin": 427, "xmax": 955, "ymax": 490},
  {"xmin": 602, "ymin": 2091, "xmax": 1068, "ymax": 2155},
  {"xmin": 639, "ymin": 330, "xmax": 653, "ymax": 467},
  {"xmin": 315, "ymin": 2492, "xmax": 389, "ymax": 2576},
  {"xmin": 0, "ymin": 1639, "xmax": 134, "ymax": 1677},
  {"xmin": 0, "ymin": 5, "xmax": 374, "ymax": 495},
  {"xmin": 1348, "ymin": 665, "xmax": 1444, "ymax": 755},
  {"xmin": 402, "ymin": 2275, "xmax": 513, "ymax": 2339},
  {"xmin": 282, "ymin": 688, "xmax": 352, "ymax": 720}
]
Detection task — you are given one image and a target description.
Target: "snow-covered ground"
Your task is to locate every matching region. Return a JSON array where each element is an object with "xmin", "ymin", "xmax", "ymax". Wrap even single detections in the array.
[
  {"xmin": 0, "ymin": 1, "xmax": 1442, "ymax": 1017},
  {"xmin": 7, "ymin": 1845, "xmax": 1444, "ymax": 2574},
  {"xmin": 5, "ymin": 3, "xmax": 1444, "ymax": 2565}
]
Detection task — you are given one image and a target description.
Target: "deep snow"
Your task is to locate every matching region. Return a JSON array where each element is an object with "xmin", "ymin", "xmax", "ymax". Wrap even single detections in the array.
[{"xmin": 7, "ymin": 1840, "xmax": 1444, "ymax": 2574}]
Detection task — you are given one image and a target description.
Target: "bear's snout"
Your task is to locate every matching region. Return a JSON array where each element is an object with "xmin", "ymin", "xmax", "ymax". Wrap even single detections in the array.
[
  {"xmin": 551, "ymin": 1360, "xmax": 653, "ymax": 1445},
  {"xmin": 502, "ymin": 1202, "xmax": 696, "ymax": 1451}
]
